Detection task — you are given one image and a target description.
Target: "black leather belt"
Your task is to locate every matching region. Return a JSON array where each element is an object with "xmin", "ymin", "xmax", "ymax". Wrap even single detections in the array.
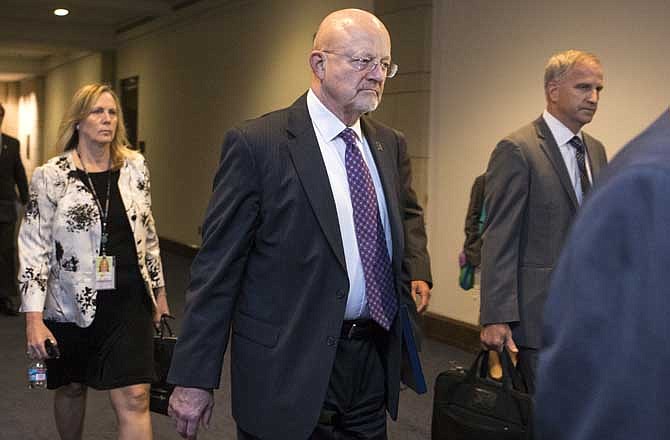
[{"xmin": 340, "ymin": 320, "xmax": 380, "ymax": 339}]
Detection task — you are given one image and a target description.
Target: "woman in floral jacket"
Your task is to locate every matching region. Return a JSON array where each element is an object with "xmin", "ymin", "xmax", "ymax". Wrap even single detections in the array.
[{"xmin": 19, "ymin": 83, "xmax": 169, "ymax": 440}]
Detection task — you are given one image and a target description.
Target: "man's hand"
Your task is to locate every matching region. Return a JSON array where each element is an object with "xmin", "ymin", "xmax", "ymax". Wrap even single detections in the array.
[
  {"xmin": 480, "ymin": 323, "xmax": 518, "ymax": 353},
  {"xmin": 168, "ymin": 386, "xmax": 214, "ymax": 439},
  {"xmin": 411, "ymin": 280, "xmax": 431, "ymax": 313}
]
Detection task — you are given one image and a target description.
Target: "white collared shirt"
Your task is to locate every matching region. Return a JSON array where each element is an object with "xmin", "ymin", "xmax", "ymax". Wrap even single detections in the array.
[
  {"xmin": 306, "ymin": 89, "xmax": 392, "ymax": 320},
  {"xmin": 543, "ymin": 110, "xmax": 593, "ymax": 204}
]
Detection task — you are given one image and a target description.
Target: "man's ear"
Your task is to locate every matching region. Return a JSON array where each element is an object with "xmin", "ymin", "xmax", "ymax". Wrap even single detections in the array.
[
  {"xmin": 309, "ymin": 51, "xmax": 326, "ymax": 79},
  {"xmin": 546, "ymin": 80, "xmax": 560, "ymax": 103}
]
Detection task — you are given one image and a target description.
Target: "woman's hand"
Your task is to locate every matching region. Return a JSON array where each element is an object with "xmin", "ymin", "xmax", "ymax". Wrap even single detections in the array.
[
  {"xmin": 153, "ymin": 286, "xmax": 171, "ymax": 325},
  {"xmin": 25, "ymin": 312, "xmax": 56, "ymax": 360}
]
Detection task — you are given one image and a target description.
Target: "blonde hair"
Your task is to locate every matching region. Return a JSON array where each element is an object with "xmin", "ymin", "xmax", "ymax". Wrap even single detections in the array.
[
  {"xmin": 544, "ymin": 49, "xmax": 601, "ymax": 89},
  {"xmin": 56, "ymin": 83, "xmax": 132, "ymax": 169}
]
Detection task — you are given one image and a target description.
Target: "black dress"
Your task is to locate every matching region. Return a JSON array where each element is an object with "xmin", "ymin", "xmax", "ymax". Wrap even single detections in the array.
[{"xmin": 45, "ymin": 169, "xmax": 155, "ymax": 390}]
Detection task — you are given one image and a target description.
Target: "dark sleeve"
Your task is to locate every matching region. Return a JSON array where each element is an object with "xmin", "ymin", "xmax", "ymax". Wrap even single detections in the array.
[
  {"xmin": 167, "ymin": 127, "xmax": 261, "ymax": 389},
  {"xmin": 479, "ymin": 139, "xmax": 528, "ymax": 325},
  {"xmin": 463, "ymin": 174, "xmax": 485, "ymax": 266},
  {"xmin": 13, "ymin": 142, "xmax": 29, "ymax": 204},
  {"xmin": 535, "ymin": 166, "xmax": 670, "ymax": 440},
  {"xmin": 396, "ymin": 130, "xmax": 432, "ymax": 287}
]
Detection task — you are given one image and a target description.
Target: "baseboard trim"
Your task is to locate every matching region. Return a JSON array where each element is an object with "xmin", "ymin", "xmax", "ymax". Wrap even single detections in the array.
[
  {"xmin": 421, "ymin": 312, "xmax": 480, "ymax": 353},
  {"xmin": 159, "ymin": 236, "xmax": 200, "ymax": 258}
]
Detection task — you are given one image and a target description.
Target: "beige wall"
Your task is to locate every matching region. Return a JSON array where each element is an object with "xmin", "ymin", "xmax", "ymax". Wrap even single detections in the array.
[
  {"xmin": 0, "ymin": 82, "xmax": 20, "ymax": 136},
  {"xmin": 429, "ymin": 0, "xmax": 670, "ymax": 324},
  {"xmin": 116, "ymin": 0, "xmax": 373, "ymax": 246},
  {"xmin": 373, "ymin": 0, "xmax": 432, "ymax": 214},
  {"xmin": 1, "ymin": 79, "xmax": 44, "ymax": 178}
]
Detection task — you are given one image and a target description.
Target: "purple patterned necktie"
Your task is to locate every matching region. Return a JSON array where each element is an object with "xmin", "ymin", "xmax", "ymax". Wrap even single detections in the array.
[
  {"xmin": 569, "ymin": 136, "xmax": 591, "ymax": 201},
  {"xmin": 339, "ymin": 127, "xmax": 398, "ymax": 330}
]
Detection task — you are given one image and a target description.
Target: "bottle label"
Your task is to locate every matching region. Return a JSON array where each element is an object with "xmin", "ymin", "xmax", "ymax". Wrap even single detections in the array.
[{"xmin": 28, "ymin": 368, "xmax": 47, "ymax": 381}]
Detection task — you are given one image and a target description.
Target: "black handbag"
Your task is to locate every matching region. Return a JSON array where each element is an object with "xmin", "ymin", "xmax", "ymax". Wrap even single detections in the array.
[
  {"xmin": 150, "ymin": 314, "xmax": 177, "ymax": 415},
  {"xmin": 431, "ymin": 349, "xmax": 533, "ymax": 440}
]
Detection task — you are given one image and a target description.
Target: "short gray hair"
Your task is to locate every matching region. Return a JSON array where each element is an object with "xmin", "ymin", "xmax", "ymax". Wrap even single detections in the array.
[{"xmin": 544, "ymin": 49, "xmax": 601, "ymax": 88}]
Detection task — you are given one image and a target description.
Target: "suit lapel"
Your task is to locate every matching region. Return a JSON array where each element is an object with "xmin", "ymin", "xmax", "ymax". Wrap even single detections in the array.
[
  {"xmin": 286, "ymin": 95, "xmax": 347, "ymax": 271},
  {"xmin": 361, "ymin": 117, "xmax": 403, "ymax": 271},
  {"xmin": 534, "ymin": 117, "xmax": 579, "ymax": 210}
]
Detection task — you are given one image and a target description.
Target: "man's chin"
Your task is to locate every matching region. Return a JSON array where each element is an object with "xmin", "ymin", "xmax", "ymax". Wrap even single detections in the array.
[
  {"xmin": 579, "ymin": 115, "xmax": 595, "ymax": 125},
  {"xmin": 353, "ymin": 99, "xmax": 380, "ymax": 115}
]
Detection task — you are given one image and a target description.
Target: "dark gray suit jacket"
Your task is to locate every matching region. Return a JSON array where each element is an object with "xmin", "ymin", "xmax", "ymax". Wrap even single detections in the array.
[
  {"xmin": 480, "ymin": 116, "xmax": 607, "ymax": 348},
  {"xmin": 536, "ymin": 110, "xmax": 670, "ymax": 439},
  {"xmin": 463, "ymin": 173, "xmax": 486, "ymax": 267},
  {"xmin": 0, "ymin": 133, "xmax": 28, "ymax": 223},
  {"xmin": 168, "ymin": 94, "xmax": 428, "ymax": 439}
]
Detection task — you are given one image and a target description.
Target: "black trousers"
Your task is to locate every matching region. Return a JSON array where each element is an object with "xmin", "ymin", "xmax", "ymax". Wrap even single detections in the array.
[
  {"xmin": 0, "ymin": 221, "xmax": 18, "ymax": 304},
  {"xmin": 238, "ymin": 322, "xmax": 388, "ymax": 440}
]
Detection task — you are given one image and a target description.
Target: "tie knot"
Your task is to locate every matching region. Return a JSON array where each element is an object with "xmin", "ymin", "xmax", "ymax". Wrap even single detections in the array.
[
  {"xmin": 569, "ymin": 136, "xmax": 584, "ymax": 152},
  {"xmin": 338, "ymin": 128, "xmax": 358, "ymax": 147}
]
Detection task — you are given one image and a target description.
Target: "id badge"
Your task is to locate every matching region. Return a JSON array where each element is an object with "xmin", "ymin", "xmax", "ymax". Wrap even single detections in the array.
[{"xmin": 95, "ymin": 255, "xmax": 116, "ymax": 290}]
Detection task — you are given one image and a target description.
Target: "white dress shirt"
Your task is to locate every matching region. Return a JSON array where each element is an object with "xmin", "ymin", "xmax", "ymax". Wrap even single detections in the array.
[
  {"xmin": 543, "ymin": 110, "xmax": 593, "ymax": 204},
  {"xmin": 306, "ymin": 89, "xmax": 392, "ymax": 320}
]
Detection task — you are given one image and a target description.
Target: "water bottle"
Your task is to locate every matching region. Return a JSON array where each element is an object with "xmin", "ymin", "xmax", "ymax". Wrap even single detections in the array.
[
  {"xmin": 27, "ymin": 339, "xmax": 59, "ymax": 389},
  {"xmin": 27, "ymin": 360, "xmax": 47, "ymax": 389}
]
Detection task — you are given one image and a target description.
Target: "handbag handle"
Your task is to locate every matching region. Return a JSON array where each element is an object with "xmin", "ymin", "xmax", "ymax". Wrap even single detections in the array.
[
  {"xmin": 467, "ymin": 349, "xmax": 526, "ymax": 392},
  {"xmin": 497, "ymin": 348, "xmax": 526, "ymax": 392},
  {"xmin": 155, "ymin": 314, "xmax": 176, "ymax": 338}
]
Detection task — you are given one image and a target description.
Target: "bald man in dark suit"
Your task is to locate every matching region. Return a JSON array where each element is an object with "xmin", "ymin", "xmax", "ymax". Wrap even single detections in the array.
[{"xmin": 167, "ymin": 9, "xmax": 431, "ymax": 440}]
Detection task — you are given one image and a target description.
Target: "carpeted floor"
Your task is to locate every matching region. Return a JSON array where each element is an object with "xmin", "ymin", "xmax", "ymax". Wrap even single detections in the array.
[{"xmin": 0, "ymin": 251, "xmax": 475, "ymax": 439}]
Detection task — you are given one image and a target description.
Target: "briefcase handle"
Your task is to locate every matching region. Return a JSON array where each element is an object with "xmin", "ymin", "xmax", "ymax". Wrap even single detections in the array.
[
  {"xmin": 154, "ymin": 314, "xmax": 176, "ymax": 338},
  {"xmin": 468, "ymin": 348, "xmax": 525, "ymax": 392}
]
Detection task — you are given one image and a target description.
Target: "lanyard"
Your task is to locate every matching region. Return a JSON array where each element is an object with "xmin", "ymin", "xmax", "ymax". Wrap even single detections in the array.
[{"xmin": 76, "ymin": 149, "xmax": 112, "ymax": 256}]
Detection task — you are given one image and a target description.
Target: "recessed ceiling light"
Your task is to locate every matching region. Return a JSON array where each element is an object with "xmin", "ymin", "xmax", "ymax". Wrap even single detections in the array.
[{"xmin": 54, "ymin": 8, "xmax": 69, "ymax": 17}]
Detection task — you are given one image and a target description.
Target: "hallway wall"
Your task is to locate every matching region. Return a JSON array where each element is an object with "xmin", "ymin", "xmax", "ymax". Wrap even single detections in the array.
[{"xmin": 1, "ymin": 79, "xmax": 44, "ymax": 179}]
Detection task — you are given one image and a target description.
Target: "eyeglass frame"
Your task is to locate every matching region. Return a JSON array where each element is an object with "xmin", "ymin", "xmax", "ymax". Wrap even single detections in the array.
[{"xmin": 319, "ymin": 50, "xmax": 398, "ymax": 78}]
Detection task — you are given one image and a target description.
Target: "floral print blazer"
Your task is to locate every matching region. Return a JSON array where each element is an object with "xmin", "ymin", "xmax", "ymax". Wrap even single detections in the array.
[{"xmin": 18, "ymin": 150, "xmax": 165, "ymax": 327}]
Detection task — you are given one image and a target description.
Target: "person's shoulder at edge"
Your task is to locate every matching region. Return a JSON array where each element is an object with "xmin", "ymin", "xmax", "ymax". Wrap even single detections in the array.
[{"xmin": 2, "ymin": 132, "xmax": 19, "ymax": 144}]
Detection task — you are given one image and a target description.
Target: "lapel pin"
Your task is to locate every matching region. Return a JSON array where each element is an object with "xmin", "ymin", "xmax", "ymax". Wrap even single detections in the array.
[{"xmin": 375, "ymin": 141, "xmax": 383, "ymax": 151}]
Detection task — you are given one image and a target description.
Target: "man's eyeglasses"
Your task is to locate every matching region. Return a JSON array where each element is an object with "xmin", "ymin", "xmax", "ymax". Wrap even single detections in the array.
[{"xmin": 321, "ymin": 50, "xmax": 398, "ymax": 78}]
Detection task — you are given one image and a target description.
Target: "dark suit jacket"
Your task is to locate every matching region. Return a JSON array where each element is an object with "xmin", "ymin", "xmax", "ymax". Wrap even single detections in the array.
[
  {"xmin": 535, "ymin": 110, "xmax": 670, "ymax": 439},
  {"xmin": 168, "ymin": 94, "xmax": 428, "ymax": 439},
  {"xmin": 0, "ymin": 133, "xmax": 28, "ymax": 223},
  {"xmin": 463, "ymin": 173, "xmax": 486, "ymax": 267},
  {"xmin": 480, "ymin": 116, "xmax": 607, "ymax": 348}
]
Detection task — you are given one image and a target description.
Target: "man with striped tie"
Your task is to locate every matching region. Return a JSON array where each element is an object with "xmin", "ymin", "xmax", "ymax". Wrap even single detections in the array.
[{"xmin": 479, "ymin": 50, "xmax": 608, "ymax": 392}]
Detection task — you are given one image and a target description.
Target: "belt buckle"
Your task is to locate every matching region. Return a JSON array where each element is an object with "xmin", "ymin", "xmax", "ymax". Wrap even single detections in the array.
[{"xmin": 347, "ymin": 322, "xmax": 357, "ymax": 339}]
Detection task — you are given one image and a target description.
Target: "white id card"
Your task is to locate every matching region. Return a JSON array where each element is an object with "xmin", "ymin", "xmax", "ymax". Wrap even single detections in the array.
[{"xmin": 95, "ymin": 255, "xmax": 116, "ymax": 290}]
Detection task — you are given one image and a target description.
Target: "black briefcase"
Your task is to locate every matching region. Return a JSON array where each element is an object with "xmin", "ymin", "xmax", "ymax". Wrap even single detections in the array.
[
  {"xmin": 431, "ymin": 349, "xmax": 533, "ymax": 440},
  {"xmin": 150, "ymin": 315, "xmax": 177, "ymax": 415}
]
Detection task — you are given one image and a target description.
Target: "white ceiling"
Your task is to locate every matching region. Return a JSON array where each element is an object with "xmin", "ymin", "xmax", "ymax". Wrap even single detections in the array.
[{"xmin": 0, "ymin": 0, "xmax": 194, "ymax": 81}]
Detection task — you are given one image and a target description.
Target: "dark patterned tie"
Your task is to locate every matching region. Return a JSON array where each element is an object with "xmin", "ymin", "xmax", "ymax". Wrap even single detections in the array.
[
  {"xmin": 569, "ymin": 136, "xmax": 591, "ymax": 199},
  {"xmin": 339, "ymin": 128, "xmax": 398, "ymax": 330}
]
